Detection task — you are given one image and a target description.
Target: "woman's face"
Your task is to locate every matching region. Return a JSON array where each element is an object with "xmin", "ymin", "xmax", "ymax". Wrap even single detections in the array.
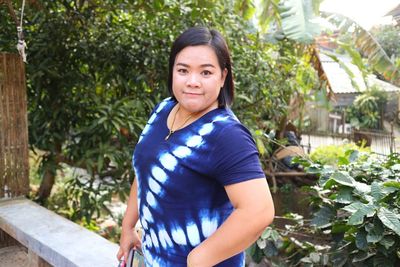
[{"xmin": 172, "ymin": 45, "xmax": 227, "ymax": 114}]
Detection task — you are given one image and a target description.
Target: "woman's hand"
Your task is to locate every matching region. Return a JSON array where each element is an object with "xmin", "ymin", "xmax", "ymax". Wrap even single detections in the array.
[{"xmin": 117, "ymin": 227, "xmax": 142, "ymax": 263}]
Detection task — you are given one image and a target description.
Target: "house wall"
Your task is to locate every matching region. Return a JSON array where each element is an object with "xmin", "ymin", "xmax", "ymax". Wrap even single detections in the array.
[
  {"xmin": 332, "ymin": 93, "xmax": 358, "ymax": 108},
  {"xmin": 334, "ymin": 92, "xmax": 399, "ymax": 121},
  {"xmin": 385, "ymin": 92, "xmax": 399, "ymax": 121},
  {"xmin": 306, "ymin": 91, "xmax": 399, "ymax": 133},
  {"xmin": 304, "ymin": 104, "xmax": 329, "ymax": 132}
]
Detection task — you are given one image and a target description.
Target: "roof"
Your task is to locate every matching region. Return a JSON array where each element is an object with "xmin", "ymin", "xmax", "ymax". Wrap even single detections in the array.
[
  {"xmin": 317, "ymin": 51, "xmax": 400, "ymax": 94},
  {"xmin": 385, "ymin": 3, "xmax": 400, "ymax": 17}
]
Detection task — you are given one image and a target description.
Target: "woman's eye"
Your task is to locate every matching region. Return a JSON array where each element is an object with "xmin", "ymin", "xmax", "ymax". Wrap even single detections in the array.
[
  {"xmin": 202, "ymin": 70, "xmax": 212, "ymax": 76},
  {"xmin": 177, "ymin": 69, "xmax": 188, "ymax": 74}
]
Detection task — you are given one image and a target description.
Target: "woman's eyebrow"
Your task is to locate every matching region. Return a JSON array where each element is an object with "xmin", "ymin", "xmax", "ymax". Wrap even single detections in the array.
[{"xmin": 175, "ymin": 62, "xmax": 216, "ymax": 68}]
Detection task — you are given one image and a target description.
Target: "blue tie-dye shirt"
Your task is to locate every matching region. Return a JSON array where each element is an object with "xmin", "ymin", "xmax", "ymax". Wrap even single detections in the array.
[{"xmin": 133, "ymin": 98, "xmax": 265, "ymax": 267}]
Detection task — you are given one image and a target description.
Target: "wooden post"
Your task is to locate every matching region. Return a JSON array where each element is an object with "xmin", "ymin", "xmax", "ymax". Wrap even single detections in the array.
[
  {"xmin": 0, "ymin": 53, "xmax": 29, "ymax": 199},
  {"xmin": 390, "ymin": 121, "xmax": 394, "ymax": 154}
]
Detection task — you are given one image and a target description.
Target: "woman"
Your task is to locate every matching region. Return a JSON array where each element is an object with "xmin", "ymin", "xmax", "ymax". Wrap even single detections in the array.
[{"xmin": 117, "ymin": 26, "xmax": 274, "ymax": 267}]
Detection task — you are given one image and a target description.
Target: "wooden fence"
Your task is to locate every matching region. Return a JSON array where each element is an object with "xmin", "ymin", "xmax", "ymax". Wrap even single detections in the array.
[{"xmin": 0, "ymin": 53, "xmax": 29, "ymax": 198}]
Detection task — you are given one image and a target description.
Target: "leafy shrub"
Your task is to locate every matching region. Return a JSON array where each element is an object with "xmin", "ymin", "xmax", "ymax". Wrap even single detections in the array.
[
  {"xmin": 346, "ymin": 85, "xmax": 388, "ymax": 130},
  {"xmin": 250, "ymin": 149, "xmax": 400, "ymax": 266},
  {"xmin": 304, "ymin": 151, "xmax": 400, "ymax": 266},
  {"xmin": 310, "ymin": 143, "xmax": 370, "ymax": 166},
  {"xmin": 247, "ymin": 214, "xmax": 331, "ymax": 266}
]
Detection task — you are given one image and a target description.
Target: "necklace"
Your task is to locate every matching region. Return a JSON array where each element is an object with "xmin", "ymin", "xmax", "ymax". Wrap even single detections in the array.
[{"xmin": 165, "ymin": 105, "xmax": 194, "ymax": 140}]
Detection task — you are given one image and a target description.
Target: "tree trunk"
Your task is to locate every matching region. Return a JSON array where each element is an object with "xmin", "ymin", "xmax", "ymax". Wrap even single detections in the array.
[
  {"xmin": 37, "ymin": 142, "xmax": 62, "ymax": 203},
  {"xmin": 37, "ymin": 165, "xmax": 56, "ymax": 203}
]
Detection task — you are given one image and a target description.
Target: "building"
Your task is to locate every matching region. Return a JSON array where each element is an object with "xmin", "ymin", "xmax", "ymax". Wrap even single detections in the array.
[{"xmin": 308, "ymin": 49, "xmax": 400, "ymax": 133}]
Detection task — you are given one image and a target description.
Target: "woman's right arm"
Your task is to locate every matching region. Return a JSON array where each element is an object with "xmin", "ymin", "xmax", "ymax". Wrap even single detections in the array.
[{"xmin": 117, "ymin": 178, "xmax": 141, "ymax": 262}]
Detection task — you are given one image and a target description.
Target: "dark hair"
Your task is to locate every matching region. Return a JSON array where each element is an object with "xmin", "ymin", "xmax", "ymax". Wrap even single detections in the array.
[{"xmin": 168, "ymin": 27, "xmax": 234, "ymax": 107}]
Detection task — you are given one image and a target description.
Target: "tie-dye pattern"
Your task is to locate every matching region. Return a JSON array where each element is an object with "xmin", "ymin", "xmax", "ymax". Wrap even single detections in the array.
[{"xmin": 133, "ymin": 98, "xmax": 265, "ymax": 266}]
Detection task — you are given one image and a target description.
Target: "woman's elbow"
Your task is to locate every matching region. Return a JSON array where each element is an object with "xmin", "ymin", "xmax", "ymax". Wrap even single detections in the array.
[
  {"xmin": 259, "ymin": 202, "xmax": 274, "ymax": 229},
  {"xmin": 251, "ymin": 201, "xmax": 274, "ymax": 230}
]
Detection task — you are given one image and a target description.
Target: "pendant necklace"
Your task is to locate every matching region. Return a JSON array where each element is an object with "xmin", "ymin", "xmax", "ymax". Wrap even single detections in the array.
[{"xmin": 165, "ymin": 105, "xmax": 194, "ymax": 140}]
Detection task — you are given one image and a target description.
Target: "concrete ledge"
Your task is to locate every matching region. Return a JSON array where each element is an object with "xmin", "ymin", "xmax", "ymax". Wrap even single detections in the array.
[{"xmin": 0, "ymin": 197, "xmax": 119, "ymax": 267}]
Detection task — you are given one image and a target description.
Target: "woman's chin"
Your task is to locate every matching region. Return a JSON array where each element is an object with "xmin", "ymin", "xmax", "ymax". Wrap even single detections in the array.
[{"xmin": 183, "ymin": 102, "xmax": 218, "ymax": 115}]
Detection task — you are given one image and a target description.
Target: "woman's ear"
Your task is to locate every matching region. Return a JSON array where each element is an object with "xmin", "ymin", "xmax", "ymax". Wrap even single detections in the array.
[{"xmin": 221, "ymin": 68, "xmax": 228, "ymax": 87}]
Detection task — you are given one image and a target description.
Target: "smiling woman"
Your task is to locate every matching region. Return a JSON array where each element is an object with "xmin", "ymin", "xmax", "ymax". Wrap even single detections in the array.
[
  {"xmin": 117, "ymin": 27, "xmax": 275, "ymax": 267},
  {"xmin": 171, "ymin": 45, "xmax": 227, "ymax": 117}
]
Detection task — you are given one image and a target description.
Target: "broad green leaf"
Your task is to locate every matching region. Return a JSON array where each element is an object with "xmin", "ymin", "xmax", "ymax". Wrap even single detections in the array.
[
  {"xmin": 366, "ymin": 220, "xmax": 384, "ymax": 243},
  {"xmin": 353, "ymin": 181, "xmax": 371, "ymax": 195},
  {"xmin": 335, "ymin": 187, "xmax": 353, "ymax": 204},
  {"xmin": 279, "ymin": 0, "xmax": 321, "ymax": 43},
  {"xmin": 337, "ymin": 156, "xmax": 349, "ymax": 166},
  {"xmin": 343, "ymin": 202, "xmax": 376, "ymax": 225},
  {"xmin": 311, "ymin": 205, "xmax": 334, "ymax": 228},
  {"xmin": 329, "ymin": 171, "xmax": 355, "ymax": 187},
  {"xmin": 270, "ymin": 229, "xmax": 281, "ymax": 242},
  {"xmin": 261, "ymin": 227, "xmax": 272, "ymax": 239},
  {"xmin": 348, "ymin": 205, "xmax": 376, "ymax": 225},
  {"xmin": 379, "ymin": 236, "xmax": 395, "ymax": 250},
  {"xmin": 371, "ymin": 181, "xmax": 384, "ymax": 202},
  {"xmin": 343, "ymin": 202, "xmax": 365, "ymax": 213},
  {"xmin": 383, "ymin": 181, "xmax": 400, "ymax": 189},
  {"xmin": 356, "ymin": 230, "xmax": 368, "ymax": 250},
  {"xmin": 352, "ymin": 251, "xmax": 374, "ymax": 262},
  {"xmin": 264, "ymin": 240, "xmax": 279, "ymax": 257},
  {"xmin": 257, "ymin": 238, "xmax": 267, "ymax": 249},
  {"xmin": 377, "ymin": 208, "xmax": 400, "ymax": 236},
  {"xmin": 347, "ymin": 149, "xmax": 359, "ymax": 163}
]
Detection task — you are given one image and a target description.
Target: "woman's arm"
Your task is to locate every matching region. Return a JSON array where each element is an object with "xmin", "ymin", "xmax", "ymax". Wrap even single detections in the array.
[
  {"xmin": 187, "ymin": 178, "xmax": 274, "ymax": 267},
  {"xmin": 117, "ymin": 178, "xmax": 141, "ymax": 262}
]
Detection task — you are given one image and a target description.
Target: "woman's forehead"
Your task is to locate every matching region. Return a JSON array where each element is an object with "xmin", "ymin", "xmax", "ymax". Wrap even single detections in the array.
[{"xmin": 174, "ymin": 45, "xmax": 219, "ymax": 67}]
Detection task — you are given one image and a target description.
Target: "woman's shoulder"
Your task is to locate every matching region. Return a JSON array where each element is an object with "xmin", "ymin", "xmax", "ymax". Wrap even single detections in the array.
[
  {"xmin": 152, "ymin": 97, "xmax": 175, "ymax": 114},
  {"xmin": 208, "ymin": 108, "xmax": 253, "ymax": 140},
  {"xmin": 210, "ymin": 108, "xmax": 243, "ymax": 128}
]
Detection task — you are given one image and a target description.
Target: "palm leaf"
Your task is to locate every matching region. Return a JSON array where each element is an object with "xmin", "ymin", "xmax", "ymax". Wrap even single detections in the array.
[
  {"xmin": 257, "ymin": 0, "xmax": 281, "ymax": 32},
  {"xmin": 234, "ymin": 0, "xmax": 257, "ymax": 21},
  {"xmin": 325, "ymin": 12, "xmax": 400, "ymax": 87},
  {"xmin": 279, "ymin": 0, "xmax": 321, "ymax": 43},
  {"xmin": 354, "ymin": 28, "xmax": 400, "ymax": 85}
]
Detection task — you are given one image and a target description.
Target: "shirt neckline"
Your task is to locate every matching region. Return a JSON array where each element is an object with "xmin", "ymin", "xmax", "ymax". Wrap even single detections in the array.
[{"xmin": 163, "ymin": 100, "xmax": 225, "ymax": 138}]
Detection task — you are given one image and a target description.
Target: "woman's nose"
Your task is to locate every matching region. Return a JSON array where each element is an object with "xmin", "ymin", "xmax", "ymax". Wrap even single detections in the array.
[{"xmin": 186, "ymin": 74, "xmax": 201, "ymax": 87}]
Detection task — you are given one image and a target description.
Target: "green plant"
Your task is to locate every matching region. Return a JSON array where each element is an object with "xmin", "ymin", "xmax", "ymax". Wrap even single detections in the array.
[
  {"xmin": 346, "ymin": 85, "xmax": 388, "ymax": 129},
  {"xmin": 46, "ymin": 171, "xmax": 130, "ymax": 223},
  {"xmin": 247, "ymin": 214, "xmax": 331, "ymax": 266},
  {"xmin": 250, "ymin": 149, "xmax": 400, "ymax": 266},
  {"xmin": 310, "ymin": 143, "xmax": 370, "ymax": 166},
  {"xmin": 304, "ymin": 151, "xmax": 400, "ymax": 266}
]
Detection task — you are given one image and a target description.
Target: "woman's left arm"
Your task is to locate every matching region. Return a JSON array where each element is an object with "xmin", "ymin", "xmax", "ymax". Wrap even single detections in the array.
[{"xmin": 187, "ymin": 178, "xmax": 275, "ymax": 267}]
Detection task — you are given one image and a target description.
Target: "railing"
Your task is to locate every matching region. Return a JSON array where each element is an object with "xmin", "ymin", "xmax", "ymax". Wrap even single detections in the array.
[{"xmin": 301, "ymin": 128, "xmax": 397, "ymax": 155}]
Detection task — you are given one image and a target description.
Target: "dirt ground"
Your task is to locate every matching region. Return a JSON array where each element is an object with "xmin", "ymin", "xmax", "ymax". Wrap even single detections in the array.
[{"xmin": 0, "ymin": 245, "xmax": 28, "ymax": 267}]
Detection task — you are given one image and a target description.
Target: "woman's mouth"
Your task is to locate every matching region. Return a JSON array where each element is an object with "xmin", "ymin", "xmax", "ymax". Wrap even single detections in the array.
[{"xmin": 184, "ymin": 92, "xmax": 202, "ymax": 96}]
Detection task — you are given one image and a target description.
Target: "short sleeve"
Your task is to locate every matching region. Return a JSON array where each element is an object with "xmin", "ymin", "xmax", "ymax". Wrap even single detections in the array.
[{"xmin": 210, "ymin": 123, "xmax": 265, "ymax": 185}]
